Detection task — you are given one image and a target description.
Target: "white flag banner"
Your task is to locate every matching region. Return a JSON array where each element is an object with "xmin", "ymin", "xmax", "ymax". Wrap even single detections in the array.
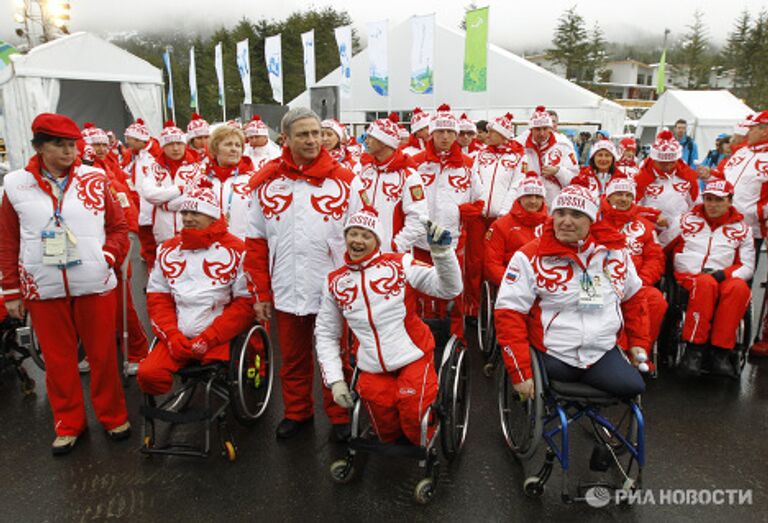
[
  {"xmin": 214, "ymin": 42, "xmax": 225, "ymax": 107},
  {"xmin": 334, "ymin": 25, "xmax": 352, "ymax": 99},
  {"xmin": 265, "ymin": 34, "xmax": 283, "ymax": 104},
  {"xmin": 236, "ymin": 39, "xmax": 252, "ymax": 105},
  {"xmin": 409, "ymin": 14, "xmax": 435, "ymax": 94},
  {"xmin": 189, "ymin": 46, "xmax": 198, "ymax": 112},
  {"xmin": 301, "ymin": 29, "xmax": 316, "ymax": 89},
  {"xmin": 367, "ymin": 20, "xmax": 388, "ymax": 96}
]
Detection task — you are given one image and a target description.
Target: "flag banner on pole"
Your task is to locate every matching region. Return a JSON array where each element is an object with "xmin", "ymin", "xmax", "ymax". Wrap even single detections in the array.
[
  {"xmin": 334, "ymin": 26, "xmax": 353, "ymax": 99},
  {"xmin": 410, "ymin": 14, "xmax": 435, "ymax": 94},
  {"xmin": 236, "ymin": 39, "xmax": 252, "ymax": 105},
  {"xmin": 265, "ymin": 34, "xmax": 283, "ymax": 104},
  {"xmin": 214, "ymin": 42, "xmax": 224, "ymax": 107},
  {"xmin": 463, "ymin": 7, "xmax": 489, "ymax": 92},
  {"xmin": 0, "ymin": 40, "xmax": 19, "ymax": 71},
  {"xmin": 162, "ymin": 49, "xmax": 174, "ymax": 110},
  {"xmin": 656, "ymin": 48, "xmax": 667, "ymax": 95},
  {"xmin": 367, "ymin": 20, "xmax": 388, "ymax": 96},
  {"xmin": 301, "ymin": 30, "xmax": 316, "ymax": 89},
  {"xmin": 189, "ymin": 46, "xmax": 198, "ymax": 111}
]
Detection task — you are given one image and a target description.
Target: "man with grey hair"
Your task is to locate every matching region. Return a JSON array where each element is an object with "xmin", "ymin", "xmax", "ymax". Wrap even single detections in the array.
[{"xmin": 243, "ymin": 107, "xmax": 365, "ymax": 441}]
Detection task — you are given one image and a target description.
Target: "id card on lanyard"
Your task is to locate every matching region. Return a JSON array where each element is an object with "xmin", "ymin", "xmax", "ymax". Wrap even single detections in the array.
[
  {"xmin": 41, "ymin": 170, "xmax": 82, "ymax": 268},
  {"xmin": 578, "ymin": 270, "xmax": 604, "ymax": 310}
]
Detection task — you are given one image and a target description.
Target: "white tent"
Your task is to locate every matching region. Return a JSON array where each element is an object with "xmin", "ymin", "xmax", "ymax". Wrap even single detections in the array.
[
  {"xmin": 635, "ymin": 90, "xmax": 753, "ymax": 154},
  {"xmin": 289, "ymin": 20, "xmax": 625, "ymax": 135},
  {"xmin": 0, "ymin": 32, "xmax": 163, "ymax": 171}
]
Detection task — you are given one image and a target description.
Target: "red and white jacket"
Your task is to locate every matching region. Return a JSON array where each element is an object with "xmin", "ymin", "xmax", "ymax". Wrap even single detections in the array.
[
  {"xmin": 471, "ymin": 142, "xmax": 526, "ymax": 219},
  {"xmin": 401, "ymin": 135, "xmax": 426, "ymax": 157},
  {"xmin": 140, "ymin": 150, "xmax": 201, "ymax": 243},
  {"xmin": 668, "ymin": 205, "xmax": 755, "ymax": 282},
  {"xmin": 243, "ymin": 148, "xmax": 365, "ymax": 316},
  {"xmin": 570, "ymin": 166, "xmax": 628, "ymax": 201},
  {"xmin": 483, "ymin": 201, "xmax": 547, "ymax": 286},
  {"xmin": 616, "ymin": 157, "xmax": 640, "ymax": 179},
  {"xmin": 315, "ymin": 249, "xmax": 462, "ymax": 385},
  {"xmin": 719, "ymin": 140, "xmax": 768, "ymax": 238},
  {"xmin": 147, "ymin": 218, "xmax": 253, "ymax": 343},
  {"xmin": 519, "ymin": 133, "xmax": 579, "ymax": 206},
  {"xmin": 351, "ymin": 150, "xmax": 428, "ymax": 253},
  {"xmin": 0, "ymin": 156, "xmax": 129, "ymax": 301},
  {"xmin": 600, "ymin": 203, "xmax": 665, "ymax": 287},
  {"xmin": 635, "ymin": 159, "xmax": 699, "ymax": 246},
  {"xmin": 495, "ymin": 222, "xmax": 649, "ymax": 384},
  {"xmin": 244, "ymin": 141, "xmax": 282, "ymax": 172},
  {"xmin": 412, "ymin": 141, "xmax": 484, "ymax": 251}
]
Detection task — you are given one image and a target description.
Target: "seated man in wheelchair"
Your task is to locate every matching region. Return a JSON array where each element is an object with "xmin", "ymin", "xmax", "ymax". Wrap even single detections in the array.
[
  {"xmin": 495, "ymin": 185, "xmax": 649, "ymax": 400},
  {"xmin": 667, "ymin": 179, "xmax": 754, "ymax": 378},
  {"xmin": 137, "ymin": 178, "xmax": 255, "ymax": 395},
  {"xmin": 315, "ymin": 207, "xmax": 462, "ymax": 445},
  {"xmin": 483, "ymin": 173, "xmax": 548, "ymax": 288}
]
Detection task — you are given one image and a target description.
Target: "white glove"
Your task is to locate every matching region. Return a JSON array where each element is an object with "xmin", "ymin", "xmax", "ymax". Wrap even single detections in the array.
[
  {"xmin": 419, "ymin": 216, "xmax": 452, "ymax": 254},
  {"xmin": 331, "ymin": 381, "xmax": 354, "ymax": 409}
]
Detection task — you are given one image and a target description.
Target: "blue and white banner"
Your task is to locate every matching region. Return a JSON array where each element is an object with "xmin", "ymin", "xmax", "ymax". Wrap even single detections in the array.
[
  {"xmin": 162, "ymin": 49, "xmax": 174, "ymax": 110},
  {"xmin": 367, "ymin": 20, "xmax": 388, "ymax": 96},
  {"xmin": 410, "ymin": 14, "xmax": 435, "ymax": 94},
  {"xmin": 334, "ymin": 25, "xmax": 352, "ymax": 99},
  {"xmin": 301, "ymin": 29, "xmax": 316, "ymax": 90},
  {"xmin": 236, "ymin": 39, "xmax": 252, "ymax": 105},
  {"xmin": 265, "ymin": 34, "xmax": 283, "ymax": 104},
  {"xmin": 214, "ymin": 42, "xmax": 224, "ymax": 107},
  {"xmin": 189, "ymin": 46, "xmax": 198, "ymax": 111}
]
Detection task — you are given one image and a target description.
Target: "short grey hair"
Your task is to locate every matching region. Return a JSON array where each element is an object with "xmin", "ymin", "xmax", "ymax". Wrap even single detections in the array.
[{"xmin": 281, "ymin": 107, "xmax": 321, "ymax": 135}]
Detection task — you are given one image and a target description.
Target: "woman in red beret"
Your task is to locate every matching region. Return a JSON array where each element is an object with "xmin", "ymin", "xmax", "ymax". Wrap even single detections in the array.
[{"xmin": 0, "ymin": 113, "xmax": 131, "ymax": 455}]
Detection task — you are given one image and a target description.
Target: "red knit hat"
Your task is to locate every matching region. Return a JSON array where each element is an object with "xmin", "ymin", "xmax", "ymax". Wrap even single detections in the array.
[
  {"xmin": 31, "ymin": 113, "xmax": 81, "ymax": 140},
  {"xmin": 458, "ymin": 113, "xmax": 477, "ymax": 133},
  {"xmin": 488, "ymin": 112, "xmax": 515, "ymax": 140},
  {"xmin": 429, "ymin": 104, "xmax": 458, "ymax": 134},
  {"xmin": 125, "ymin": 118, "xmax": 150, "ymax": 142},
  {"xmin": 366, "ymin": 113, "xmax": 401, "ymax": 150},
  {"xmin": 650, "ymin": 129, "xmax": 682, "ymax": 162},
  {"xmin": 244, "ymin": 114, "xmax": 269, "ymax": 137},
  {"xmin": 528, "ymin": 105, "xmax": 553, "ymax": 129},
  {"xmin": 186, "ymin": 113, "xmax": 210, "ymax": 139},
  {"xmin": 619, "ymin": 137, "xmax": 637, "ymax": 152},
  {"xmin": 180, "ymin": 177, "xmax": 221, "ymax": 219},
  {"xmin": 159, "ymin": 120, "xmax": 185, "ymax": 147},
  {"xmin": 410, "ymin": 107, "xmax": 431, "ymax": 133}
]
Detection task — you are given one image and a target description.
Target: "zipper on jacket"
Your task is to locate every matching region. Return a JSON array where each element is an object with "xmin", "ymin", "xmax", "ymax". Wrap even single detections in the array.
[
  {"xmin": 359, "ymin": 269, "xmax": 388, "ymax": 372},
  {"xmin": 486, "ymin": 157, "xmax": 500, "ymax": 216},
  {"xmin": 700, "ymin": 234, "xmax": 714, "ymax": 272}
]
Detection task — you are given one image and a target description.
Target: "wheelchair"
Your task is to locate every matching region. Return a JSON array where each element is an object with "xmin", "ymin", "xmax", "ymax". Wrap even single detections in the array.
[
  {"xmin": 140, "ymin": 323, "xmax": 274, "ymax": 461},
  {"xmin": 0, "ymin": 315, "xmax": 39, "ymax": 394},
  {"xmin": 498, "ymin": 347, "xmax": 644, "ymax": 503},
  {"xmin": 329, "ymin": 333, "xmax": 471, "ymax": 505},
  {"xmin": 476, "ymin": 280, "xmax": 501, "ymax": 377},
  {"xmin": 661, "ymin": 277, "xmax": 751, "ymax": 377}
]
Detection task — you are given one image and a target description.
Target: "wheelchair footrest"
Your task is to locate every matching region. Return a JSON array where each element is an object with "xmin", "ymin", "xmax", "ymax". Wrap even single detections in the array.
[
  {"xmin": 140, "ymin": 405, "xmax": 211, "ymax": 424},
  {"xmin": 349, "ymin": 437, "xmax": 427, "ymax": 459}
]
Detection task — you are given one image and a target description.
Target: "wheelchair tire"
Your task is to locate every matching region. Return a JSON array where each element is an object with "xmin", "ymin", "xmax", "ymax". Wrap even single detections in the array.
[
  {"xmin": 476, "ymin": 281, "xmax": 495, "ymax": 357},
  {"xmin": 24, "ymin": 315, "xmax": 46, "ymax": 371},
  {"xmin": 497, "ymin": 348, "xmax": 543, "ymax": 461},
  {"xmin": 523, "ymin": 476, "xmax": 545, "ymax": 498},
  {"xmin": 439, "ymin": 339, "xmax": 470, "ymax": 460},
  {"xmin": 734, "ymin": 302, "xmax": 752, "ymax": 372},
  {"xmin": 413, "ymin": 477, "xmax": 436, "ymax": 505},
  {"xmin": 329, "ymin": 458, "xmax": 356, "ymax": 484},
  {"xmin": 229, "ymin": 324, "xmax": 274, "ymax": 426}
]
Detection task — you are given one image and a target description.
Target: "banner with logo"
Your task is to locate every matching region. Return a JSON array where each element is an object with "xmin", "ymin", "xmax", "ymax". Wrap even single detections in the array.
[
  {"xmin": 334, "ymin": 25, "xmax": 352, "ymax": 99},
  {"xmin": 463, "ymin": 6, "xmax": 489, "ymax": 92},
  {"xmin": 214, "ymin": 42, "xmax": 224, "ymax": 107},
  {"xmin": 301, "ymin": 30, "xmax": 316, "ymax": 89},
  {"xmin": 410, "ymin": 14, "xmax": 435, "ymax": 94},
  {"xmin": 189, "ymin": 46, "xmax": 198, "ymax": 111},
  {"xmin": 265, "ymin": 34, "xmax": 283, "ymax": 104},
  {"xmin": 162, "ymin": 49, "xmax": 174, "ymax": 111},
  {"xmin": 367, "ymin": 20, "xmax": 388, "ymax": 96},
  {"xmin": 236, "ymin": 39, "xmax": 252, "ymax": 104}
]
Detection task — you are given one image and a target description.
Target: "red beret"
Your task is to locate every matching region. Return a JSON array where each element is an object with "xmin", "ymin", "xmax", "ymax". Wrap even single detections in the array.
[{"xmin": 31, "ymin": 113, "xmax": 82, "ymax": 140}]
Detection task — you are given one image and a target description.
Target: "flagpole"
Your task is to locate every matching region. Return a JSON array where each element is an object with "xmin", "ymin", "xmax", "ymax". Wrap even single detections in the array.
[{"xmin": 485, "ymin": 7, "xmax": 491, "ymax": 122}]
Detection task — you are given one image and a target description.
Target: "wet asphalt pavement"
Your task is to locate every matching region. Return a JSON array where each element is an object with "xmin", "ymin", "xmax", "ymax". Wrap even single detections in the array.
[{"xmin": 1, "ymin": 256, "xmax": 767, "ymax": 521}]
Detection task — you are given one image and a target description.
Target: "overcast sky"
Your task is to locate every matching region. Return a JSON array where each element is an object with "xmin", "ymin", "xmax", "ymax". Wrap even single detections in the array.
[{"xmin": 2, "ymin": 0, "xmax": 766, "ymax": 52}]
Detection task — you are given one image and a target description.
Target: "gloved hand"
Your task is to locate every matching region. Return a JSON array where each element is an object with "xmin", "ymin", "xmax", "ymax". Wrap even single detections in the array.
[
  {"xmin": 167, "ymin": 332, "xmax": 192, "ymax": 361},
  {"xmin": 331, "ymin": 381, "xmax": 354, "ymax": 409},
  {"xmin": 711, "ymin": 270, "xmax": 726, "ymax": 283},
  {"xmin": 190, "ymin": 333, "xmax": 213, "ymax": 358},
  {"xmin": 420, "ymin": 217, "xmax": 452, "ymax": 254}
]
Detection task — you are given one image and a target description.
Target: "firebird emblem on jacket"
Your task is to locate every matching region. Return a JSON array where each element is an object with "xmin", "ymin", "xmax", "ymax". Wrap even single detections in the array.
[
  {"xmin": 533, "ymin": 255, "xmax": 573, "ymax": 292},
  {"xmin": 202, "ymin": 244, "xmax": 242, "ymax": 285},
  {"xmin": 158, "ymin": 245, "xmax": 187, "ymax": 284},
  {"xmin": 258, "ymin": 176, "xmax": 293, "ymax": 220},
  {"xmin": 75, "ymin": 171, "xmax": 107, "ymax": 214},
  {"xmin": 311, "ymin": 178, "xmax": 350, "ymax": 221}
]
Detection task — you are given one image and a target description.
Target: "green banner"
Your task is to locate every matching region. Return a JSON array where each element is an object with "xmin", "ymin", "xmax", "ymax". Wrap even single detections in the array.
[
  {"xmin": 463, "ymin": 7, "xmax": 489, "ymax": 92},
  {"xmin": 0, "ymin": 40, "xmax": 19, "ymax": 70},
  {"xmin": 656, "ymin": 48, "xmax": 667, "ymax": 95}
]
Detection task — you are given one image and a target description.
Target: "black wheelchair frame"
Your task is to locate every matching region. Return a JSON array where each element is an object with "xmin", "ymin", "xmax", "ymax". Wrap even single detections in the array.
[
  {"xmin": 0, "ymin": 316, "xmax": 38, "ymax": 394},
  {"xmin": 140, "ymin": 324, "xmax": 274, "ymax": 461}
]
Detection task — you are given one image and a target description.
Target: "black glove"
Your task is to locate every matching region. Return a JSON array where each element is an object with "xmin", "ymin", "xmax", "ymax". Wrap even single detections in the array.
[{"xmin": 711, "ymin": 270, "xmax": 726, "ymax": 283}]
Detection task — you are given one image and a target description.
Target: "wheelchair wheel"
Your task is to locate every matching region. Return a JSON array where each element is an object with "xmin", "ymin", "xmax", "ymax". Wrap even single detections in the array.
[
  {"xmin": 229, "ymin": 324, "xmax": 274, "ymax": 426},
  {"xmin": 330, "ymin": 458, "xmax": 356, "ymax": 484},
  {"xmin": 23, "ymin": 315, "xmax": 45, "ymax": 371},
  {"xmin": 413, "ymin": 477, "xmax": 436, "ymax": 505},
  {"xmin": 476, "ymin": 281, "xmax": 495, "ymax": 357},
  {"xmin": 497, "ymin": 348, "xmax": 543, "ymax": 460},
  {"xmin": 734, "ymin": 302, "xmax": 752, "ymax": 372},
  {"xmin": 439, "ymin": 337, "xmax": 470, "ymax": 460}
]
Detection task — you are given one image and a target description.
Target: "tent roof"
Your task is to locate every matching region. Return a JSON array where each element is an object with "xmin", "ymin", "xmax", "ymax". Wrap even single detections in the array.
[
  {"xmin": 0, "ymin": 32, "xmax": 162, "ymax": 85},
  {"xmin": 637, "ymin": 90, "xmax": 753, "ymax": 127},
  {"xmin": 288, "ymin": 20, "xmax": 624, "ymax": 132}
]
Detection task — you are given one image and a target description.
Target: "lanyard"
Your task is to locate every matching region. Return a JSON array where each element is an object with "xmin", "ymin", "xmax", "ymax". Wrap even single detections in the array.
[
  {"xmin": 209, "ymin": 168, "xmax": 239, "ymax": 218},
  {"xmin": 42, "ymin": 169, "xmax": 69, "ymax": 224},
  {"xmin": 580, "ymin": 270, "xmax": 598, "ymax": 298}
]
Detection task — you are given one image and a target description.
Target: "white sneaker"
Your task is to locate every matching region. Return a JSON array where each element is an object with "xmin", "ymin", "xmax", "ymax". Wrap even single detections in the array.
[
  {"xmin": 125, "ymin": 362, "xmax": 139, "ymax": 376},
  {"xmin": 78, "ymin": 359, "xmax": 90, "ymax": 374}
]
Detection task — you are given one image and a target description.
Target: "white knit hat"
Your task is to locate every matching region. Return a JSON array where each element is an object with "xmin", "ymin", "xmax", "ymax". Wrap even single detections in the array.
[
  {"xmin": 517, "ymin": 172, "xmax": 546, "ymax": 198},
  {"xmin": 186, "ymin": 113, "xmax": 210, "ymax": 139},
  {"xmin": 605, "ymin": 175, "xmax": 637, "ymax": 198},
  {"xmin": 589, "ymin": 137, "xmax": 619, "ymax": 161},
  {"xmin": 179, "ymin": 178, "xmax": 221, "ymax": 219},
  {"xmin": 366, "ymin": 113, "xmax": 401, "ymax": 150},
  {"xmin": 244, "ymin": 115, "xmax": 269, "ymax": 137},
  {"xmin": 125, "ymin": 118, "xmax": 150, "ymax": 142},
  {"xmin": 649, "ymin": 129, "xmax": 682, "ymax": 162},
  {"xmin": 82, "ymin": 123, "xmax": 109, "ymax": 145},
  {"xmin": 529, "ymin": 105, "xmax": 553, "ymax": 129},
  {"xmin": 410, "ymin": 107, "xmax": 431, "ymax": 133},
  {"xmin": 488, "ymin": 112, "xmax": 515, "ymax": 140},
  {"xmin": 458, "ymin": 113, "xmax": 477, "ymax": 133},
  {"xmin": 344, "ymin": 206, "xmax": 383, "ymax": 245},
  {"xmin": 429, "ymin": 104, "xmax": 459, "ymax": 134},
  {"xmin": 321, "ymin": 119, "xmax": 346, "ymax": 142},
  {"xmin": 159, "ymin": 121, "xmax": 186, "ymax": 147},
  {"xmin": 551, "ymin": 184, "xmax": 599, "ymax": 222}
]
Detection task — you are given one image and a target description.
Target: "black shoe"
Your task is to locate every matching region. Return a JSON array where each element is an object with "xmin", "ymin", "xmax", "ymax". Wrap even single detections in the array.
[
  {"xmin": 680, "ymin": 343, "xmax": 705, "ymax": 376},
  {"xmin": 51, "ymin": 435, "xmax": 79, "ymax": 456},
  {"xmin": 710, "ymin": 347, "xmax": 739, "ymax": 379},
  {"xmin": 329, "ymin": 423, "xmax": 351, "ymax": 443},
  {"xmin": 106, "ymin": 422, "xmax": 132, "ymax": 441},
  {"xmin": 275, "ymin": 417, "xmax": 312, "ymax": 440}
]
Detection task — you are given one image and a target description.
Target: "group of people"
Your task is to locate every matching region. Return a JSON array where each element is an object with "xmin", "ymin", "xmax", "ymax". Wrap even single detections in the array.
[{"xmin": 1, "ymin": 101, "xmax": 766, "ymax": 456}]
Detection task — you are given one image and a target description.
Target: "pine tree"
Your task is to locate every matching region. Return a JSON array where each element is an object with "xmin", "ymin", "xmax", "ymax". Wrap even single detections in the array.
[
  {"xmin": 584, "ymin": 22, "xmax": 608, "ymax": 83},
  {"xmin": 546, "ymin": 6, "xmax": 590, "ymax": 81},
  {"xmin": 679, "ymin": 9, "xmax": 710, "ymax": 89},
  {"xmin": 723, "ymin": 10, "xmax": 751, "ymax": 92},
  {"xmin": 743, "ymin": 11, "xmax": 768, "ymax": 107}
]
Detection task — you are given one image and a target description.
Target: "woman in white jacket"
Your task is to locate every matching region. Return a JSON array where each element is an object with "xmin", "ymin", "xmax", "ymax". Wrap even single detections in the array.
[{"xmin": 315, "ymin": 207, "xmax": 462, "ymax": 445}]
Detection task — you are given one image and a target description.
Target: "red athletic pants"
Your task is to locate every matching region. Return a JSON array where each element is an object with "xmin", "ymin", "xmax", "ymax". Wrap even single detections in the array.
[
  {"xmin": 136, "ymin": 340, "xmax": 229, "ymax": 395},
  {"xmin": 356, "ymin": 354, "xmax": 438, "ymax": 445},
  {"xmin": 26, "ymin": 291, "xmax": 128, "ymax": 436},
  {"xmin": 276, "ymin": 310, "xmax": 349, "ymax": 424},
  {"xmin": 677, "ymin": 274, "xmax": 751, "ymax": 349}
]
